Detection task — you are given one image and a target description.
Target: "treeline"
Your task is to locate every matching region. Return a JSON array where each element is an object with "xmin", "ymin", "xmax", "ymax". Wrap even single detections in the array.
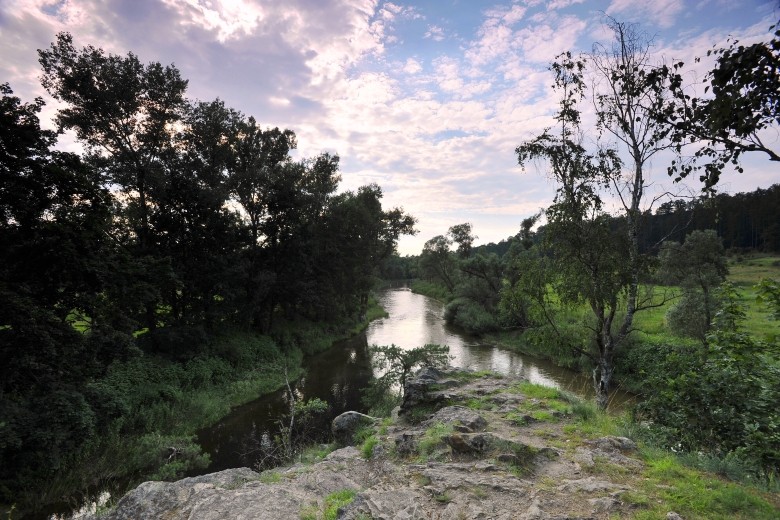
[
  {"xmin": 643, "ymin": 185, "xmax": 780, "ymax": 253},
  {"xmin": 386, "ymin": 183, "xmax": 780, "ymax": 288},
  {"xmin": 0, "ymin": 34, "xmax": 414, "ymax": 512}
]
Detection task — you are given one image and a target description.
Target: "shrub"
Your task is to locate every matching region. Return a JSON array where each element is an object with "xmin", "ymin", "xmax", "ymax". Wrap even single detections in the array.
[
  {"xmin": 666, "ymin": 291, "xmax": 714, "ymax": 343},
  {"xmin": 444, "ymin": 298, "xmax": 498, "ymax": 334}
]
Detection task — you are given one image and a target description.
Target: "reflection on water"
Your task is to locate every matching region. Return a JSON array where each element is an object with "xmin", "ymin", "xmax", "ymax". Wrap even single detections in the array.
[
  {"xmin": 194, "ymin": 285, "xmax": 633, "ymax": 475},
  {"xmin": 367, "ymin": 287, "xmax": 633, "ymax": 407}
]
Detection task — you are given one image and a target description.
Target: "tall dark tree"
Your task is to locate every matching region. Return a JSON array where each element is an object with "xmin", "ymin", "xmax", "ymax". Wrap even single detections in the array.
[
  {"xmin": 516, "ymin": 53, "xmax": 627, "ymax": 408},
  {"xmin": 38, "ymin": 33, "xmax": 189, "ymax": 331}
]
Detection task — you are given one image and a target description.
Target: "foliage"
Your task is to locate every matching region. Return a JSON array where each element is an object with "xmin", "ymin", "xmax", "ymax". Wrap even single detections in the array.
[
  {"xmin": 665, "ymin": 292, "xmax": 712, "ymax": 342},
  {"xmin": 2, "ymin": 32, "xmax": 416, "ymax": 515},
  {"xmin": 638, "ymin": 282, "xmax": 780, "ymax": 475},
  {"xmin": 658, "ymin": 21, "xmax": 780, "ymax": 190},
  {"xmin": 444, "ymin": 297, "xmax": 499, "ymax": 334},
  {"xmin": 659, "ymin": 230, "xmax": 729, "ymax": 340}
]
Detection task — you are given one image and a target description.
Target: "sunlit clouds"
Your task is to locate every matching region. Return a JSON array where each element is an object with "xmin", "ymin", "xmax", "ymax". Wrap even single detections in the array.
[{"xmin": 1, "ymin": 0, "xmax": 777, "ymax": 253}]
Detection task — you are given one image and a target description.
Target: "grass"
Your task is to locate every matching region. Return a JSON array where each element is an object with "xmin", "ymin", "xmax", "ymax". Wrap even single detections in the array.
[
  {"xmin": 514, "ymin": 381, "xmax": 561, "ymax": 399},
  {"xmin": 417, "ymin": 422, "xmax": 453, "ymax": 460},
  {"xmin": 360, "ymin": 435, "xmax": 379, "ymax": 459},
  {"xmin": 630, "ymin": 449, "xmax": 779, "ymax": 520},
  {"xmin": 409, "ymin": 280, "xmax": 453, "ymax": 303},
  {"xmin": 299, "ymin": 489, "xmax": 358, "ymax": 520}
]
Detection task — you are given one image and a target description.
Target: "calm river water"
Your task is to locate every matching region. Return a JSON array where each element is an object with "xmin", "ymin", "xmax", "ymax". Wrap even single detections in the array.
[{"xmin": 193, "ymin": 285, "xmax": 633, "ymax": 475}]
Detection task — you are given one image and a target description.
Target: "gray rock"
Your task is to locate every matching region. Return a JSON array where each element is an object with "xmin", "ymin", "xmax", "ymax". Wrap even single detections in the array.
[
  {"xmin": 394, "ymin": 431, "xmax": 421, "ymax": 455},
  {"xmin": 332, "ymin": 411, "xmax": 376, "ymax": 445},
  {"xmin": 443, "ymin": 432, "xmax": 533, "ymax": 459},
  {"xmin": 587, "ymin": 436, "xmax": 637, "ymax": 452},
  {"xmin": 666, "ymin": 513, "xmax": 684, "ymax": 520},
  {"xmin": 399, "ymin": 366, "xmax": 452, "ymax": 416},
  {"xmin": 589, "ymin": 496, "xmax": 619, "ymax": 513},
  {"xmin": 425, "ymin": 405, "xmax": 487, "ymax": 432},
  {"xmin": 557, "ymin": 476, "xmax": 629, "ymax": 493}
]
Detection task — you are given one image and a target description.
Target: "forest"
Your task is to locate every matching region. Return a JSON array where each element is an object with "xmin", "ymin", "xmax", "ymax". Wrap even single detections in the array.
[
  {"xmin": 2, "ymin": 16, "xmax": 779, "ymax": 519},
  {"xmin": 1, "ymin": 33, "xmax": 415, "ymax": 514}
]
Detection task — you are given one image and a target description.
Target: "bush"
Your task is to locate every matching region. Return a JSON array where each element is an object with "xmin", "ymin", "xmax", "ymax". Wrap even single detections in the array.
[
  {"xmin": 638, "ymin": 284, "xmax": 780, "ymax": 476},
  {"xmin": 666, "ymin": 291, "xmax": 712, "ymax": 342},
  {"xmin": 444, "ymin": 298, "xmax": 498, "ymax": 334}
]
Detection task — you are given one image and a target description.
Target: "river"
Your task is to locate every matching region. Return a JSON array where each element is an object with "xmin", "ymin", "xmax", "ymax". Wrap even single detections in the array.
[{"xmin": 193, "ymin": 286, "xmax": 634, "ymax": 475}]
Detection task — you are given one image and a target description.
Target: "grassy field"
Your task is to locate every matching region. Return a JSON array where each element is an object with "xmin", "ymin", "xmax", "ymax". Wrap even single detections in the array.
[
  {"xmin": 726, "ymin": 254, "xmax": 780, "ymax": 340},
  {"xmin": 630, "ymin": 253, "xmax": 780, "ymax": 341}
]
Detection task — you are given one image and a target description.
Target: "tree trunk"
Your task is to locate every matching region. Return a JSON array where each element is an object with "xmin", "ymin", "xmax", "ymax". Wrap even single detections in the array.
[{"xmin": 593, "ymin": 357, "xmax": 614, "ymax": 410}]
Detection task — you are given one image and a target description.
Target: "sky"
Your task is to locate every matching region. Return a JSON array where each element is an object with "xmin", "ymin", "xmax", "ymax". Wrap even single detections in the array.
[{"xmin": 1, "ymin": 0, "xmax": 778, "ymax": 255}]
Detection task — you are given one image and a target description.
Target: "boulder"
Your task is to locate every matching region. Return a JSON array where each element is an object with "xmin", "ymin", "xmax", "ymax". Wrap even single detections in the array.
[{"xmin": 332, "ymin": 411, "xmax": 377, "ymax": 445}]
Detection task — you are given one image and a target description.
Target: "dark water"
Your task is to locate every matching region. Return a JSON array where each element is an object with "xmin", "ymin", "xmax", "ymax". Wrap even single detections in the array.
[{"xmin": 193, "ymin": 286, "xmax": 633, "ymax": 475}]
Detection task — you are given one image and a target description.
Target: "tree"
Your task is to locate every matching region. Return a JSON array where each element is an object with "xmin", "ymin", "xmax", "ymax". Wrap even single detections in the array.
[
  {"xmin": 419, "ymin": 234, "xmax": 457, "ymax": 292},
  {"xmin": 658, "ymin": 229, "xmax": 728, "ymax": 341},
  {"xmin": 448, "ymin": 222, "xmax": 476, "ymax": 258},
  {"xmin": 315, "ymin": 184, "xmax": 416, "ymax": 321},
  {"xmin": 591, "ymin": 18, "xmax": 675, "ymax": 345},
  {"xmin": 38, "ymin": 32, "xmax": 189, "ymax": 330},
  {"xmin": 0, "ymin": 83, "xmax": 129, "ymax": 504},
  {"xmin": 657, "ymin": 21, "xmax": 780, "ymax": 190},
  {"xmin": 516, "ymin": 51, "xmax": 632, "ymax": 408}
]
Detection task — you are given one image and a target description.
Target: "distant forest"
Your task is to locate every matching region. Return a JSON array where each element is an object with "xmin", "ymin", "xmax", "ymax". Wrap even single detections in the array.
[{"xmin": 380, "ymin": 184, "xmax": 780, "ymax": 279}]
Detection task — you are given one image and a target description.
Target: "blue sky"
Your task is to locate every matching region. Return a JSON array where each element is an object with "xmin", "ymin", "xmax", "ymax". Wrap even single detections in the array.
[{"xmin": 1, "ymin": 0, "xmax": 778, "ymax": 254}]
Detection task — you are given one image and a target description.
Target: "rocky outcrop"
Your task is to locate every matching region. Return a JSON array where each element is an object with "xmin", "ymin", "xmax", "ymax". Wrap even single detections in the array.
[{"xmin": 96, "ymin": 368, "xmax": 648, "ymax": 520}]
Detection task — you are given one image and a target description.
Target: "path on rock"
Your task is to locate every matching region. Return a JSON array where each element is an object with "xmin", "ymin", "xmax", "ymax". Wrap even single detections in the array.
[{"xmin": 98, "ymin": 368, "xmax": 651, "ymax": 520}]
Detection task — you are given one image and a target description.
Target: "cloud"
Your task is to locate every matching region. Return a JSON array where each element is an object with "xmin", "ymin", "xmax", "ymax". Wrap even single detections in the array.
[
  {"xmin": 2, "ymin": 0, "xmax": 777, "ymax": 256},
  {"xmin": 424, "ymin": 24, "xmax": 445, "ymax": 41},
  {"xmin": 402, "ymin": 57, "xmax": 422, "ymax": 74},
  {"xmin": 165, "ymin": 0, "xmax": 265, "ymax": 42},
  {"xmin": 607, "ymin": 0, "xmax": 683, "ymax": 29}
]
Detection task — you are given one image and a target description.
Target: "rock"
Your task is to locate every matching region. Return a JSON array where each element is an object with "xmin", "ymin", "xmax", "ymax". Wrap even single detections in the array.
[
  {"xmin": 443, "ymin": 432, "xmax": 534, "ymax": 461},
  {"xmin": 332, "ymin": 411, "xmax": 376, "ymax": 445},
  {"xmin": 425, "ymin": 405, "xmax": 487, "ymax": 432},
  {"xmin": 587, "ymin": 436, "xmax": 637, "ymax": 452},
  {"xmin": 399, "ymin": 367, "xmax": 444, "ymax": 415},
  {"xmin": 497, "ymin": 453, "xmax": 520, "ymax": 465},
  {"xmin": 324, "ymin": 446, "xmax": 362, "ymax": 461},
  {"xmin": 557, "ymin": 476, "xmax": 629, "ymax": 493},
  {"xmin": 589, "ymin": 496, "xmax": 619, "ymax": 513},
  {"xmin": 573, "ymin": 447, "xmax": 595, "ymax": 469},
  {"xmin": 666, "ymin": 513, "xmax": 684, "ymax": 520},
  {"xmin": 394, "ymin": 432, "xmax": 420, "ymax": 455}
]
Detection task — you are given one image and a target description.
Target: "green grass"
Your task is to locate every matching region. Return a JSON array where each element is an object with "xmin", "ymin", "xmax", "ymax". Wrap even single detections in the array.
[
  {"xmin": 410, "ymin": 280, "xmax": 453, "ymax": 302},
  {"xmin": 632, "ymin": 450, "xmax": 779, "ymax": 519},
  {"xmin": 323, "ymin": 489, "xmax": 358, "ymax": 520},
  {"xmin": 418, "ymin": 422, "xmax": 453, "ymax": 459},
  {"xmin": 360, "ymin": 435, "xmax": 379, "ymax": 459},
  {"xmin": 300, "ymin": 489, "xmax": 358, "ymax": 520},
  {"xmin": 514, "ymin": 381, "xmax": 562, "ymax": 399}
]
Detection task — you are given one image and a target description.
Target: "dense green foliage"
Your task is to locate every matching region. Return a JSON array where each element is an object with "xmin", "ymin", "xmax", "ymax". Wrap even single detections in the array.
[
  {"xmin": 657, "ymin": 21, "xmax": 780, "ymax": 189},
  {"xmin": 1, "ymin": 34, "xmax": 415, "ymax": 514},
  {"xmin": 636, "ymin": 283, "xmax": 780, "ymax": 475}
]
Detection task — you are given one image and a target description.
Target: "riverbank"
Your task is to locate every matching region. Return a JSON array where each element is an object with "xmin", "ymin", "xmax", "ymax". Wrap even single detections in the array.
[
  {"xmin": 93, "ymin": 367, "xmax": 780, "ymax": 519},
  {"xmin": 10, "ymin": 301, "xmax": 386, "ymax": 520}
]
